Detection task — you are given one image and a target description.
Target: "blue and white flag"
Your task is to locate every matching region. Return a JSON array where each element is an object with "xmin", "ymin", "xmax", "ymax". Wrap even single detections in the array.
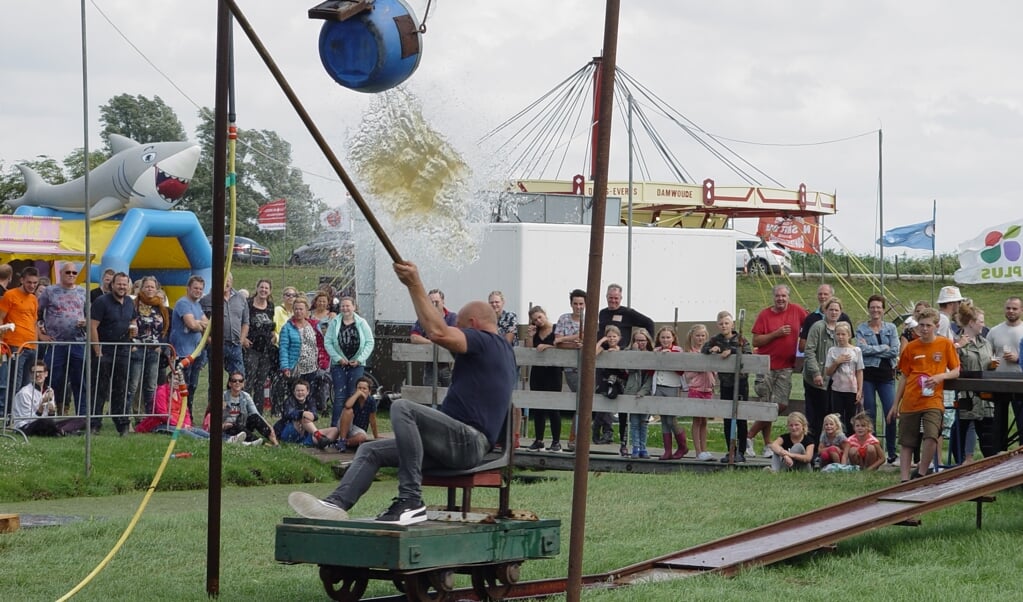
[{"xmin": 879, "ymin": 220, "xmax": 934, "ymax": 250}]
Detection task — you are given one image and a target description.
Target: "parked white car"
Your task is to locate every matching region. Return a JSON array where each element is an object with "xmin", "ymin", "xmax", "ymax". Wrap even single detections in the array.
[{"xmin": 735, "ymin": 237, "xmax": 792, "ymax": 275}]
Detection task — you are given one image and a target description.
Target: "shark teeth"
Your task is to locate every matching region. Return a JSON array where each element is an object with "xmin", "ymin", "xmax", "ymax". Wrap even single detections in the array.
[{"xmin": 155, "ymin": 166, "xmax": 191, "ymax": 201}]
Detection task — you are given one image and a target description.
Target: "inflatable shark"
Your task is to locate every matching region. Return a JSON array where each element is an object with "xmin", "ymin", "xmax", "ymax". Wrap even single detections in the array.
[{"xmin": 8, "ymin": 134, "xmax": 200, "ymax": 219}]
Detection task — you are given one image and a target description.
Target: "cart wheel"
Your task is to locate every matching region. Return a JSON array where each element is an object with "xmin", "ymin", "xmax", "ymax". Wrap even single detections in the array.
[
  {"xmin": 470, "ymin": 562, "xmax": 520, "ymax": 601},
  {"xmin": 319, "ymin": 565, "xmax": 369, "ymax": 602},
  {"xmin": 404, "ymin": 569, "xmax": 454, "ymax": 601}
]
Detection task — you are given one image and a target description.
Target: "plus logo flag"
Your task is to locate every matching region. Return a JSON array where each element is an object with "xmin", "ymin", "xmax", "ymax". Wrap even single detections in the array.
[
  {"xmin": 955, "ymin": 219, "xmax": 1023, "ymax": 283},
  {"xmin": 879, "ymin": 220, "xmax": 935, "ymax": 250}
]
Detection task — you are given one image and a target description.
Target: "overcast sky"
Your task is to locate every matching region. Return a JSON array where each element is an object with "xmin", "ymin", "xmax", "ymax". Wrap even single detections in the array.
[{"xmin": 2, "ymin": 1, "xmax": 1021, "ymax": 254}]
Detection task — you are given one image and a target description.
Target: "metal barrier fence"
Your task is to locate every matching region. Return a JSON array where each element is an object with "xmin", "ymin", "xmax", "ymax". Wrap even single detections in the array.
[{"xmin": 1, "ymin": 340, "xmax": 174, "ymax": 437}]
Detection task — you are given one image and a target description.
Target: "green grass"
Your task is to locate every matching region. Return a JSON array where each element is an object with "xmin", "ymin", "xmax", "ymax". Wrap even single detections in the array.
[
  {"xmin": 736, "ymin": 271, "xmax": 1016, "ymax": 326},
  {"xmin": 2, "ymin": 469, "xmax": 1020, "ymax": 601},
  {"xmin": 0, "ymin": 432, "xmax": 336, "ymax": 503}
]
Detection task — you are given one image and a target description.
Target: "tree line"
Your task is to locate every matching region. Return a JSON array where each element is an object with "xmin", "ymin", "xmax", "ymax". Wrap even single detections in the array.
[{"xmin": 0, "ymin": 93, "xmax": 327, "ymax": 242}]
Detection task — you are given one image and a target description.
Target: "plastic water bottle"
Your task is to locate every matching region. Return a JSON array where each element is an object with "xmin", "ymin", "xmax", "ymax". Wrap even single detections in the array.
[{"xmin": 170, "ymin": 452, "xmax": 193, "ymax": 459}]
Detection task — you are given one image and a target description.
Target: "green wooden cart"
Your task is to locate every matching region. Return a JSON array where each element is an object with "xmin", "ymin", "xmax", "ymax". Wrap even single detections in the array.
[{"xmin": 275, "ymin": 516, "xmax": 561, "ymax": 601}]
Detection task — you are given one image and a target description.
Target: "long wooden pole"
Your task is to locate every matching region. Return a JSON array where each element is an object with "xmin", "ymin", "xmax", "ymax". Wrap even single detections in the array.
[{"xmin": 566, "ymin": 2, "xmax": 620, "ymax": 600}]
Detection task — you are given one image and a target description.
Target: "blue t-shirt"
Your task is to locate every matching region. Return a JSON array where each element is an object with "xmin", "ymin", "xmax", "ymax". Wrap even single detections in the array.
[
  {"xmin": 440, "ymin": 329, "xmax": 516, "ymax": 446},
  {"xmin": 170, "ymin": 296, "xmax": 204, "ymax": 357}
]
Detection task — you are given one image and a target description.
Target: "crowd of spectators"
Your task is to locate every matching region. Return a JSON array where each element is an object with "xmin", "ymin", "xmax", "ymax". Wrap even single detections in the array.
[{"xmin": 6, "ymin": 260, "xmax": 1022, "ymax": 479}]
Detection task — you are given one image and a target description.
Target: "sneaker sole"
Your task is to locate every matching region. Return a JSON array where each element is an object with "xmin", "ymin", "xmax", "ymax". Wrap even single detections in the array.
[{"xmin": 288, "ymin": 492, "xmax": 349, "ymax": 521}]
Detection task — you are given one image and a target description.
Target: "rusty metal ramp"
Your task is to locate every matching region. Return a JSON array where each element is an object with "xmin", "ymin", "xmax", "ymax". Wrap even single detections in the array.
[
  {"xmin": 640, "ymin": 448, "xmax": 1023, "ymax": 577},
  {"xmin": 405, "ymin": 449, "xmax": 1023, "ymax": 600}
]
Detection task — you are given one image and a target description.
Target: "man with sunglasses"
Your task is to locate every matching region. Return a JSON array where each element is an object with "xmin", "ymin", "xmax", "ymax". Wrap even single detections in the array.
[{"xmin": 37, "ymin": 261, "xmax": 88, "ymax": 416}]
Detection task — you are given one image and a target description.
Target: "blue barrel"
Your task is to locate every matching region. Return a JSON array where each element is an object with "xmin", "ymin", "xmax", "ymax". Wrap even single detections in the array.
[{"xmin": 317, "ymin": 0, "xmax": 423, "ymax": 93}]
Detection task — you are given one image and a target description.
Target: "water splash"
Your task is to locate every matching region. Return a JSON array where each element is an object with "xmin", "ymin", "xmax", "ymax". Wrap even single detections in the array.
[{"xmin": 347, "ymin": 88, "xmax": 484, "ymax": 265}]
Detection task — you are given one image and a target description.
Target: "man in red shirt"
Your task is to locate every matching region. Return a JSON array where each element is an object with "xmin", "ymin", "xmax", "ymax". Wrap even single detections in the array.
[
  {"xmin": 748, "ymin": 284, "xmax": 807, "ymax": 456},
  {"xmin": 888, "ymin": 307, "xmax": 959, "ymax": 481}
]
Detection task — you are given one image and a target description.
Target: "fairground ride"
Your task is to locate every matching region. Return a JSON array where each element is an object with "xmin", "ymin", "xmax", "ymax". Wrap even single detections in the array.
[{"xmin": 482, "ymin": 56, "xmax": 836, "ymax": 229}]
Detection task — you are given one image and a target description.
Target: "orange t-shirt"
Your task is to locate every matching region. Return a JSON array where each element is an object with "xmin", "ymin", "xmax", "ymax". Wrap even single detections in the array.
[
  {"xmin": 0, "ymin": 288, "xmax": 39, "ymax": 351},
  {"xmin": 897, "ymin": 336, "xmax": 959, "ymax": 413}
]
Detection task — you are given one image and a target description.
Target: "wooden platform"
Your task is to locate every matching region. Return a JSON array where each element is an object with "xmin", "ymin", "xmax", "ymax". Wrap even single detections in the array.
[
  {"xmin": 0, "ymin": 513, "xmax": 19, "ymax": 533},
  {"xmin": 276, "ymin": 516, "xmax": 560, "ymax": 570}
]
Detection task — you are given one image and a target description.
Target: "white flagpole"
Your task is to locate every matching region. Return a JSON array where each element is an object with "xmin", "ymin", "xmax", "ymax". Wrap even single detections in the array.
[{"xmin": 931, "ymin": 199, "xmax": 937, "ymax": 301}]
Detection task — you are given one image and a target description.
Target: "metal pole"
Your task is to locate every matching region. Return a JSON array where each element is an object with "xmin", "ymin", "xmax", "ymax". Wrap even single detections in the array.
[
  {"xmin": 567, "ymin": 2, "xmax": 620, "ymax": 600},
  {"xmin": 79, "ymin": 0, "xmax": 94, "ymax": 477},
  {"xmin": 207, "ymin": 0, "xmax": 231, "ymax": 596},
  {"xmin": 626, "ymin": 93, "xmax": 633, "ymax": 307},
  {"xmin": 878, "ymin": 129, "xmax": 884, "ymax": 292}
]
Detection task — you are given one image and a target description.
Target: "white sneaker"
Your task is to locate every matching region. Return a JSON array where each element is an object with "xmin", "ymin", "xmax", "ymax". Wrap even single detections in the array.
[
  {"xmin": 762, "ymin": 446, "xmax": 774, "ymax": 458},
  {"xmin": 745, "ymin": 438, "xmax": 756, "ymax": 457},
  {"xmin": 228, "ymin": 432, "xmax": 247, "ymax": 444},
  {"xmin": 288, "ymin": 492, "xmax": 349, "ymax": 521},
  {"xmin": 244, "ymin": 438, "xmax": 263, "ymax": 447},
  {"xmin": 696, "ymin": 451, "xmax": 713, "ymax": 461}
]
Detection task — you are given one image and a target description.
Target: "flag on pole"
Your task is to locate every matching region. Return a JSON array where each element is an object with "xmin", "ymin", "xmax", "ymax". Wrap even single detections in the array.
[
  {"xmin": 954, "ymin": 219, "xmax": 1023, "ymax": 284},
  {"xmin": 878, "ymin": 220, "xmax": 934, "ymax": 250},
  {"xmin": 257, "ymin": 199, "xmax": 287, "ymax": 231}
]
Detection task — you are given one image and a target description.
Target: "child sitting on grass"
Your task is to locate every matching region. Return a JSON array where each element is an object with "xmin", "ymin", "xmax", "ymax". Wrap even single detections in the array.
[
  {"xmin": 842, "ymin": 411, "xmax": 885, "ymax": 470},
  {"xmin": 766, "ymin": 411, "xmax": 815, "ymax": 473},
  {"xmin": 818, "ymin": 413, "xmax": 848, "ymax": 467}
]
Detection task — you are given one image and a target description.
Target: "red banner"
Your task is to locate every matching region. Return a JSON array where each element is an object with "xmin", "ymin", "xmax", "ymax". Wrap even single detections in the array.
[
  {"xmin": 756, "ymin": 216, "xmax": 819, "ymax": 254},
  {"xmin": 257, "ymin": 198, "xmax": 287, "ymax": 231}
]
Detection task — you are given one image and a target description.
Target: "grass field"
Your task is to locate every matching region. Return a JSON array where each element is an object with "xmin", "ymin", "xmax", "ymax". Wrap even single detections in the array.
[{"xmin": 2, "ymin": 466, "xmax": 1021, "ymax": 601}]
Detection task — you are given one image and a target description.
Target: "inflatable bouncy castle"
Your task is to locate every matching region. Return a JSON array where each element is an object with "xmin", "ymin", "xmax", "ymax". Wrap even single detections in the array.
[{"xmin": 4, "ymin": 134, "xmax": 211, "ymax": 299}]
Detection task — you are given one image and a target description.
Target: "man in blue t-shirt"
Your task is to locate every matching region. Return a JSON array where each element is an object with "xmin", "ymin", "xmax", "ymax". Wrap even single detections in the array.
[
  {"xmin": 290, "ymin": 261, "xmax": 516, "ymax": 526},
  {"xmin": 169, "ymin": 275, "xmax": 210, "ymax": 413}
]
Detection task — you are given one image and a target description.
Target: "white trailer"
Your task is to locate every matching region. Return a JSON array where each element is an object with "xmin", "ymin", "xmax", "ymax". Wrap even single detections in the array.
[{"xmin": 362, "ymin": 222, "xmax": 735, "ymax": 326}]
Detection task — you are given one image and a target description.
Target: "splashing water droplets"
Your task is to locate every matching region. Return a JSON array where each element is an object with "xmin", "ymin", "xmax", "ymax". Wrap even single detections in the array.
[{"xmin": 347, "ymin": 88, "xmax": 482, "ymax": 265}]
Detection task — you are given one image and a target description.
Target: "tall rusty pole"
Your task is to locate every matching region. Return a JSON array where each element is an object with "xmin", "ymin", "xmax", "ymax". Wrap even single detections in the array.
[
  {"xmin": 208, "ymin": 0, "xmax": 231, "ymax": 596},
  {"xmin": 566, "ymin": 1, "xmax": 620, "ymax": 600}
]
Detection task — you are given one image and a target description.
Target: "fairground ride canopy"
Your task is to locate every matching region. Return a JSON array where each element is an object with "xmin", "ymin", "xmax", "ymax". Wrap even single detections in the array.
[{"xmin": 486, "ymin": 58, "xmax": 837, "ymax": 228}]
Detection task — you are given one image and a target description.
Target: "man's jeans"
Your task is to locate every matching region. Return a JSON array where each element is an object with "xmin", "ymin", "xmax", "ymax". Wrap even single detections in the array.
[
  {"xmin": 49, "ymin": 343, "xmax": 86, "ymax": 415},
  {"xmin": 128, "ymin": 345, "xmax": 162, "ymax": 414},
  {"xmin": 223, "ymin": 343, "xmax": 244, "ymax": 377},
  {"xmin": 93, "ymin": 352, "xmax": 131, "ymax": 432},
  {"xmin": 325, "ymin": 399, "xmax": 490, "ymax": 509}
]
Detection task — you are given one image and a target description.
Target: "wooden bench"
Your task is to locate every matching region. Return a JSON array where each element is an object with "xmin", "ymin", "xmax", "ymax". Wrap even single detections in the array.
[{"xmin": 393, "ymin": 343, "xmax": 776, "ymax": 424}]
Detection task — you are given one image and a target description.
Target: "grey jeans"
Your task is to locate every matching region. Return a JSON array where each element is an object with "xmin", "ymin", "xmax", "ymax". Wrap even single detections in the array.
[{"xmin": 326, "ymin": 399, "xmax": 490, "ymax": 509}]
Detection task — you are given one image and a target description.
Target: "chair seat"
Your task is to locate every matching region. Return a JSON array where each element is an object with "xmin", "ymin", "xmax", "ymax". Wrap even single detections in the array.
[{"xmin": 421, "ymin": 408, "xmax": 515, "ymax": 517}]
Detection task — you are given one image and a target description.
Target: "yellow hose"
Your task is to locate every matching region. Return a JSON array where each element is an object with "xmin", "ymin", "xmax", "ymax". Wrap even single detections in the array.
[{"xmin": 57, "ymin": 126, "xmax": 240, "ymax": 600}]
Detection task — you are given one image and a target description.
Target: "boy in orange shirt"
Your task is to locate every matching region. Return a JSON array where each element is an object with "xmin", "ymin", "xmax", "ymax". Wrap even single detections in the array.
[
  {"xmin": 0, "ymin": 266, "xmax": 43, "ymax": 412},
  {"xmin": 887, "ymin": 308, "xmax": 959, "ymax": 481}
]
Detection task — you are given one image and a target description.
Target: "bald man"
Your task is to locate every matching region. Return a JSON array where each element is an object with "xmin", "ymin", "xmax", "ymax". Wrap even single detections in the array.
[{"xmin": 290, "ymin": 261, "xmax": 517, "ymax": 526}]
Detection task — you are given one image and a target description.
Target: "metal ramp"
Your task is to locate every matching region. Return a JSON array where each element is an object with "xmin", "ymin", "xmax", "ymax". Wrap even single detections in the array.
[
  {"xmin": 636, "ymin": 448, "xmax": 1023, "ymax": 579},
  {"xmin": 467, "ymin": 448, "xmax": 1023, "ymax": 599}
]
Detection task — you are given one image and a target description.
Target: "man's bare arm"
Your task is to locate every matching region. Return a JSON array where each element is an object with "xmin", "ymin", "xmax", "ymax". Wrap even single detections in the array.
[{"xmin": 394, "ymin": 262, "xmax": 467, "ymax": 354}]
